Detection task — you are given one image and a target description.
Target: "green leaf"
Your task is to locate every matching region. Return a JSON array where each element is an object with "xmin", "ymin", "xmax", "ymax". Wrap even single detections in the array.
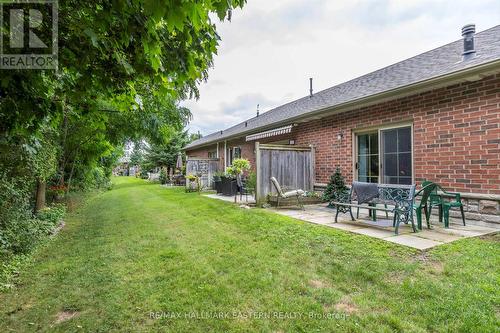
[{"xmin": 84, "ymin": 28, "xmax": 99, "ymax": 47}]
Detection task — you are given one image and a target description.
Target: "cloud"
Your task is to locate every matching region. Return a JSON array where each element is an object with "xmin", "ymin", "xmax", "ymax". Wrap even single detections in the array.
[
  {"xmin": 218, "ymin": 0, "xmax": 329, "ymax": 51},
  {"xmin": 182, "ymin": 0, "xmax": 500, "ymax": 136},
  {"xmin": 184, "ymin": 93, "xmax": 285, "ymax": 134}
]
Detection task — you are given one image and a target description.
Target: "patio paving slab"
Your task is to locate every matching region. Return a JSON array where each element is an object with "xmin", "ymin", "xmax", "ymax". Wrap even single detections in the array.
[
  {"xmin": 384, "ymin": 235, "xmax": 443, "ymax": 250},
  {"xmin": 415, "ymin": 230, "xmax": 462, "ymax": 243},
  {"xmin": 354, "ymin": 227, "xmax": 402, "ymax": 239},
  {"xmin": 325, "ymin": 223, "xmax": 366, "ymax": 231},
  {"xmin": 435, "ymin": 225, "xmax": 496, "ymax": 237},
  {"xmin": 302, "ymin": 215, "xmax": 335, "ymax": 225}
]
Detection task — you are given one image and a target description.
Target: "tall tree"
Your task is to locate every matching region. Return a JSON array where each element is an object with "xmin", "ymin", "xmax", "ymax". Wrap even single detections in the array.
[
  {"xmin": 1, "ymin": 0, "xmax": 246, "ymax": 208},
  {"xmin": 142, "ymin": 130, "xmax": 199, "ymax": 173}
]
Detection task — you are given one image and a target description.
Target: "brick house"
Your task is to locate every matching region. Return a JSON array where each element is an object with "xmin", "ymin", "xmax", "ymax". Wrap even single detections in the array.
[{"xmin": 185, "ymin": 24, "xmax": 500, "ymax": 225}]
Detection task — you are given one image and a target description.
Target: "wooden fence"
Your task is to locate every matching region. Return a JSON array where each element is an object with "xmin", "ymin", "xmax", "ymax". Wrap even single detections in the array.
[
  {"xmin": 255, "ymin": 143, "xmax": 315, "ymax": 203},
  {"xmin": 185, "ymin": 158, "xmax": 219, "ymax": 190}
]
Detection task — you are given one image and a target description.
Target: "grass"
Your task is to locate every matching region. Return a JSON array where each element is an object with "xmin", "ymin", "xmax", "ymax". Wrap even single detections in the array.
[{"xmin": 0, "ymin": 177, "xmax": 498, "ymax": 332}]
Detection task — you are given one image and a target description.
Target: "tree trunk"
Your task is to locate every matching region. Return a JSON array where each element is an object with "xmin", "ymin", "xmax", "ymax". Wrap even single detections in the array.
[
  {"xmin": 66, "ymin": 155, "xmax": 77, "ymax": 195},
  {"xmin": 58, "ymin": 103, "xmax": 69, "ymax": 185},
  {"xmin": 35, "ymin": 180, "xmax": 46, "ymax": 213}
]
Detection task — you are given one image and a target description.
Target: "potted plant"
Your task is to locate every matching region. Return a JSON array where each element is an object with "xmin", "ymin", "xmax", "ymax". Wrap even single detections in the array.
[
  {"xmin": 227, "ymin": 159, "xmax": 251, "ymax": 202},
  {"xmin": 213, "ymin": 171, "xmax": 224, "ymax": 193},
  {"xmin": 220, "ymin": 173, "xmax": 236, "ymax": 196},
  {"xmin": 186, "ymin": 174, "xmax": 198, "ymax": 192}
]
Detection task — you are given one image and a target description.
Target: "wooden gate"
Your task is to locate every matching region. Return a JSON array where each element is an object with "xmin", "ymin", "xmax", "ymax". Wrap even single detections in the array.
[
  {"xmin": 186, "ymin": 158, "xmax": 219, "ymax": 190},
  {"xmin": 255, "ymin": 143, "xmax": 315, "ymax": 203}
]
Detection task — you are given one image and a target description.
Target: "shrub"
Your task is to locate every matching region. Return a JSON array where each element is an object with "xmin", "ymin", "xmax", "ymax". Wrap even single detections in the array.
[
  {"xmin": 47, "ymin": 184, "xmax": 67, "ymax": 200},
  {"xmin": 0, "ymin": 173, "xmax": 36, "ymax": 255},
  {"xmin": 229, "ymin": 158, "xmax": 251, "ymax": 175},
  {"xmin": 213, "ymin": 171, "xmax": 224, "ymax": 182},
  {"xmin": 36, "ymin": 204, "xmax": 66, "ymax": 231},
  {"xmin": 0, "ymin": 172, "xmax": 67, "ymax": 256},
  {"xmin": 186, "ymin": 174, "xmax": 197, "ymax": 182},
  {"xmin": 246, "ymin": 171, "xmax": 256, "ymax": 191},
  {"xmin": 322, "ymin": 167, "xmax": 349, "ymax": 206},
  {"xmin": 186, "ymin": 174, "xmax": 203, "ymax": 193},
  {"xmin": 159, "ymin": 169, "xmax": 168, "ymax": 184},
  {"xmin": 90, "ymin": 166, "xmax": 110, "ymax": 189},
  {"xmin": 305, "ymin": 191, "xmax": 322, "ymax": 198}
]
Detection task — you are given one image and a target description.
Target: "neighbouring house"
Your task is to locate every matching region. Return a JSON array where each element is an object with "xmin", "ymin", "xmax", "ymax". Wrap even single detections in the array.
[
  {"xmin": 114, "ymin": 141, "xmax": 143, "ymax": 176},
  {"xmin": 184, "ymin": 24, "xmax": 500, "ymax": 226}
]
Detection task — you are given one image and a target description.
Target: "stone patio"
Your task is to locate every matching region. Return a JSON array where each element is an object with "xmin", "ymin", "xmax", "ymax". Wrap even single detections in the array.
[
  {"xmin": 202, "ymin": 194, "xmax": 498, "ymax": 250},
  {"xmin": 268, "ymin": 204, "xmax": 498, "ymax": 250}
]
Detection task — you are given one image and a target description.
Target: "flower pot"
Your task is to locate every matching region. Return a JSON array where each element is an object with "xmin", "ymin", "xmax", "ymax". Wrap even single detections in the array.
[
  {"xmin": 214, "ymin": 180, "xmax": 222, "ymax": 193},
  {"xmin": 221, "ymin": 177, "xmax": 237, "ymax": 196}
]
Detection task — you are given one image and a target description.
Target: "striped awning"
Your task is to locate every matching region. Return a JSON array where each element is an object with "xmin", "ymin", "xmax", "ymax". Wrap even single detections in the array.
[{"xmin": 245, "ymin": 125, "xmax": 293, "ymax": 142}]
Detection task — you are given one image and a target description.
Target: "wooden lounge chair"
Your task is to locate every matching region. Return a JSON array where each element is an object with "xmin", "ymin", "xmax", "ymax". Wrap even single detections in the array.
[{"xmin": 270, "ymin": 177, "xmax": 305, "ymax": 210}]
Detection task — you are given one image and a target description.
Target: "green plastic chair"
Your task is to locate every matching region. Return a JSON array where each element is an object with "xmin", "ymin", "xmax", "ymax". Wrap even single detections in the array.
[
  {"xmin": 422, "ymin": 181, "xmax": 465, "ymax": 228},
  {"xmin": 414, "ymin": 182, "xmax": 438, "ymax": 230},
  {"xmin": 439, "ymin": 186, "xmax": 466, "ymax": 228},
  {"xmin": 423, "ymin": 180, "xmax": 443, "ymax": 223}
]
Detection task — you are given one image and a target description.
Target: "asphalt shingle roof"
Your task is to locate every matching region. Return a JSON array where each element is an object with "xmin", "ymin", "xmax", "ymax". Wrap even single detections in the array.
[{"xmin": 186, "ymin": 25, "xmax": 500, "ymax": 150}]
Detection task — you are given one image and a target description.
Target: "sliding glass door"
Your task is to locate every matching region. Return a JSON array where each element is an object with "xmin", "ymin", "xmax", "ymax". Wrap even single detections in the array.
[{"xmin": 356, "ymin": 125, "xmax": 412, "ymax": 185}]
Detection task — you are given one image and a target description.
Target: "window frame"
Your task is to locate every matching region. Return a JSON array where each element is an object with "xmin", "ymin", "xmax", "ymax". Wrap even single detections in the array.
[
  {"xmin": 353, "ymin": 122, "xmax": 414, "ymax": 185},
  {"xmin": 226, "ymin": 146, "xmax": 241, "ymax": 166}
]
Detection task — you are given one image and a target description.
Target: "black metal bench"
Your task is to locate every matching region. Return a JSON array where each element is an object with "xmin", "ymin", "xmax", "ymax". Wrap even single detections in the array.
[{"xmin": 331, "ymin": 182, "xmax": 417, "ymax": 234}]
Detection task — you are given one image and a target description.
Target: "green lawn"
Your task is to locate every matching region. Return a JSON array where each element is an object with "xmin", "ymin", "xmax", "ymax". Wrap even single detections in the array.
[{"xmin": 1, "ymin": 177, "xmax": 498, "ymax": 332}]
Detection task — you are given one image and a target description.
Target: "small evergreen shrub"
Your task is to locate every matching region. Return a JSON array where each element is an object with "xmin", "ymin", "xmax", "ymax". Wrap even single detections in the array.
[
  {"xmin": 322, "ymin": 167, "xmax": 349, "ymax": 206},
  {"xmin": 159, "ymin": 169, "xmax": 168, "ymax": 184}
]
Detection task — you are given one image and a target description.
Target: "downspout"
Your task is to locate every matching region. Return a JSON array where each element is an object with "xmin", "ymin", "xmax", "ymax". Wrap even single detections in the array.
[{"xmin": 216, "ymin": 142, "xmax": 219, "ymax": 158}]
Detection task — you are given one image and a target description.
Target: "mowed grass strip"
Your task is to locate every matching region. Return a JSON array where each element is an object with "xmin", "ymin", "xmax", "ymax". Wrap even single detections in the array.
[{"xmin": 0, "ymin": 177, "xmax": 498, "ymax": 332}]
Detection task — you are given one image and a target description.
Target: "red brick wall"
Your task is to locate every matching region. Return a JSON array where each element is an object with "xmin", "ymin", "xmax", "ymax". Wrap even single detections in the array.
[
  {"xmin": 185, "ymin": 146, "xmax": 214, "ymax": 159},
  {"xmin": 292, "ymin": 74, "xmax": 500, "ymax": 194},
  {"xmin": 187, "ymin": 74, "xmax": 500, "ymax": 194}
]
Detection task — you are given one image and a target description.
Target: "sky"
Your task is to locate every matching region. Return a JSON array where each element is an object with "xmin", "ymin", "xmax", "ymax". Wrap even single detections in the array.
[{"xmin": 181, "ymin": 0, "xmax": 500, "ymax": 136}]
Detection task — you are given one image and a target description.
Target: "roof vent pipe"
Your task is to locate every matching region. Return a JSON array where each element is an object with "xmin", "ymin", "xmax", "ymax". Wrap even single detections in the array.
[
  {"xmin": 256, "ymin": 104, "xmax": 260, "ymax": 117},
  {"xmin": 462, "ymin": 24, "xmax": 476, "ymax": 61},
  {"xmin": 309, "ymin": 78, "xmax": 313, "ymax": 97}
]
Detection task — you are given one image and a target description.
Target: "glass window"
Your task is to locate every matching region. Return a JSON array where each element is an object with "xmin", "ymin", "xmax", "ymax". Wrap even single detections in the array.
[
  {"xmin": 382, "ymin": 127, "xmax": 412, "ymax": 184},
  {"xmin": 227, "ymin": 148, "xmax": 233, "ymax": 166},
  {"xmin": 227, "ymin": 147, "xmax": 241, "ymax": 166},
  {"xmin": 383, "ymin": 129, "xmax": 398, "ymax": 153},
  {"xmin": 384, "ymin": 153, "xmax": 397, "ymax": 177},
  {"xmin": 234, "ymin": 147, "xmax": 241, "ymax": 159},
  {"xmin": 357, "ymin": 132, "xmax": 379, "ymax": 183},
  {"xmin": 398, "ymin": 128, "xmax": 411, "ymax": 152}
]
